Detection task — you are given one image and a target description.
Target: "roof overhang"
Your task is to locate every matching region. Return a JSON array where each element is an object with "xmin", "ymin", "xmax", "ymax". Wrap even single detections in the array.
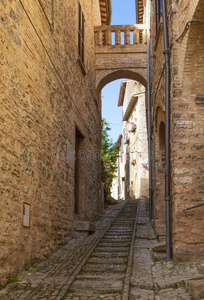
[
  {"xmin": 118, "ymin": 81, "xmax": 127, "ymax": 106},
  {"xmin": 116, "ymin": 134, "xmax": 122, "ymax": 148},
  {"xmin": 99, "ymin": 0, "xmax": 112, "ymax": 25},
  {"xmin": 123, "ymin": 95, "xmax": 138, "ymax": 121},
  {"xmin": 136, "ymin": 0, "xmax": 144, "ymax": 24}
]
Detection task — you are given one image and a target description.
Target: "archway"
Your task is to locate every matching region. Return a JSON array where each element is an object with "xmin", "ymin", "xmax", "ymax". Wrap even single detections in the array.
[
  {"xmin": 152, "ymin": 106, "xmax": 166, "ymax": 240},
  {"xmin": 183, "ymin": 2, "xmax": 204, "ymax": 95},
  {"xmin": 96, "ymin": 69, "xmax": 147, "ymax": 95},
  {"xmin": 101, "ymin": 74, "xmax": 148, "ymax": 203}
]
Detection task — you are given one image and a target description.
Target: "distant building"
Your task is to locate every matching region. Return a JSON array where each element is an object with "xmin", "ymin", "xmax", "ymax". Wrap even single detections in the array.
[{"xmin": 111, "ymin": 80, "xmax": 149, "ymax": 200}]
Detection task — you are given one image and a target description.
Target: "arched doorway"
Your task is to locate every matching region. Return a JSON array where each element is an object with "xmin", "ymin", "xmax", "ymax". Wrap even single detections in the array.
[{"xmin": 152, "ymin": 106, "xmax": 166, "ymax": 241}]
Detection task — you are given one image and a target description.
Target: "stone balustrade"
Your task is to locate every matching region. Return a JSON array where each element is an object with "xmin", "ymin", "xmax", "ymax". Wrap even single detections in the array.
[{"xmin": 94, "ymin": 24, "xmax": 147, "ymax": 46}]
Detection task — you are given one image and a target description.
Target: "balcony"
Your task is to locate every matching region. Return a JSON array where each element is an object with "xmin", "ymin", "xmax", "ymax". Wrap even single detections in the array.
[
  {"xmin": 94, "ymin": 24, "xmax": 148, "ymax": 93},
  {"xmin": 94, "ymin": 24, "xmax": 147, "ymax": 52}
]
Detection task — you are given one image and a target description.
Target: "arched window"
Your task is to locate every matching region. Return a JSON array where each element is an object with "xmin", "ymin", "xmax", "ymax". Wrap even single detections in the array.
[{"xmin": 159, "ymin": 121, "xmax": 165, "ymax": 151}]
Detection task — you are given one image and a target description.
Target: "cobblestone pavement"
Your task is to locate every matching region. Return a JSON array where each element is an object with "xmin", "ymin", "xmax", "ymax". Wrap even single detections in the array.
[
  {"xmin": 0, "ymin": 200, "xmax": 204, "ymax": 299},
  {"xmin": 129, "ymin": 200, "xmax": 204, "ymax": 300}
]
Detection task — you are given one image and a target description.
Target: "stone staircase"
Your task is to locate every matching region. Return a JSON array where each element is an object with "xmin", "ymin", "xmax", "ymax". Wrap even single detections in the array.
[{"xmin": 64, "ymin": 200, "xmax": 138, "ymax": 299}]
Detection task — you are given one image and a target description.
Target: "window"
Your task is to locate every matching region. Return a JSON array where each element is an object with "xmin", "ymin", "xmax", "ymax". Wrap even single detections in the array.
[
  {"xmin": 155, "ymin": 0, "xmax": 162, "ymax": 37},
  {"xmin": 78, "ymin": 2, "xmax": 85, "ymax": 65}
]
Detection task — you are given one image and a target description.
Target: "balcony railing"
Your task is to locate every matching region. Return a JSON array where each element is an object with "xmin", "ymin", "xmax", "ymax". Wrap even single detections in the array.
[{"xmin": 94, "ymin": 24, "xmax": 147, "ymax": 46}]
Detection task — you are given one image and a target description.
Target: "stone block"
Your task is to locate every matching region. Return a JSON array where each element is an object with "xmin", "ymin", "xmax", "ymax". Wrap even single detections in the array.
[
  {"xmin": 74, "ymin": 221, "xmax": 96, "ymax": 234},
  {"xmin": 185, "ymin": 279, "xmax": 204, "ymax": 300}
]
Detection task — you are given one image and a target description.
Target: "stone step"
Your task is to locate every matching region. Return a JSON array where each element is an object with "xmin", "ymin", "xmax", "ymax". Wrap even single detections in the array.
[
  {"xmin": 76, "ymin": 274, "xmax": 125, "ymax": 281},
  {"xmin": 186, "ymin": 278, "xmax": 204, "ymax": 300},
  {"xmin": 103, "ymin": 234, "xmax": 132, "ymax": 239},
  {"xmin": 69, "ymin": 279, "xmax": 123, "ymax": 294},
  {"xmin": 106, "ymin": 230, "xmax": 133, "ymax": 234},
  {"xmin": 98, "ymin": 242, "xmax": 131, "ymax": 247},
  {"xmin": 113, "ymin": 219, "xmax": 135, "ymax": 222},
  {"xmin": 95, "ymin": 247, "xmax": 129, "ymax": 252},
  {"xmin": 92, "ymin": 251, "xmax": 128, "ymax": 257},
  {"xmin": 82, "ymin": 263, "xmax": 127, "ymax": 272},
  {"xmin": 87, "ymin": 256, "xmax": 128, "ymax": 264},
  {"xmin": 65, "ymin": 293, "xmax": 122, "ymax": 299},
  {"xmin": 110, "ymin": 227, "xmax": 133, "ymax": 230},
  {"xmin": 107, "ymin": 226, "xmax": 133, "ymax": 234},
  {"xmin": 101, "ymin": 238, "xmax": 131, "ymax": 243},
  {"xmin": 76, "ymin": 270, "xmax": 126, "ymax": 277},
  {"xmin": 111, "ymin": 224, "xmax": 134, "ymax": 228}
]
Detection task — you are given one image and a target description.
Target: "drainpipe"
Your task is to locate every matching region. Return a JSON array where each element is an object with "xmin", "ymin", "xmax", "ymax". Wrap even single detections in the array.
[
  {"xmin": 161, "ymin": 0, "xmax": 172, "ymax": 260},
  {"xmin": 146, "ymin": 0, "xmax": 152, "ymax": 220}
]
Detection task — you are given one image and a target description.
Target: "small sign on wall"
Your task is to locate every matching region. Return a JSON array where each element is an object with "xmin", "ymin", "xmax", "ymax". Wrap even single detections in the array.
[{"xmin": 23, "ymin": 203, "xmax": 30, "ymax": 227}]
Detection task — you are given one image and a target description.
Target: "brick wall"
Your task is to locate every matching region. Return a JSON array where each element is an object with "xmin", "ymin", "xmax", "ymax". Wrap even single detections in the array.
[{"xmin": 150, "ymin": 0, "xmax": 204, "ymax": 262}]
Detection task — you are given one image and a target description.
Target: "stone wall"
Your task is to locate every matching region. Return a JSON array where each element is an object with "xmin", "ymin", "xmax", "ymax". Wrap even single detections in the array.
[
  {"xmin": 0, "ymin": 0, "xmax": 102, "ymax": 284},
  {"xmin": 121, "ymin": 81, "xmax": 149, "ymax": 200},
  {"xmin": 150, "ymin": 0, "xmax": 204, "ymax": 262}
]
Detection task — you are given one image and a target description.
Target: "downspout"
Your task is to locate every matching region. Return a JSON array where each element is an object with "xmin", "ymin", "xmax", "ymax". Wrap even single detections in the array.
[
  {"xmin": 161, "ymin": 0, "xmax": 172, "ymax": 260},
  {"xmin": 146, "ymin": 0, "xmax": 152, "ymax": 220}
]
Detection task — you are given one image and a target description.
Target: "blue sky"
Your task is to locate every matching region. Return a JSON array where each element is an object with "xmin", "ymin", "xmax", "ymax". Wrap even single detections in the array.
[{"xmin": 101, "ymin": 0, "xmax": 136, "ymax": 143}]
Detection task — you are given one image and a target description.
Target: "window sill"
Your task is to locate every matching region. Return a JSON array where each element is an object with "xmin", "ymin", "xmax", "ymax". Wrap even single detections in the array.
[{"xmin": 77, "ymin": 57, "xmax": 87, "ymax": 76}]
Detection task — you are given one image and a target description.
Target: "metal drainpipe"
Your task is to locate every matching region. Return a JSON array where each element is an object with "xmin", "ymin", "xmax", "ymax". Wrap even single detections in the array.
[
  {"xmin": 161, "ymin": 0, "xmax": 172, "ymax": 260},
  {"xmin": 146, "ymin": 0, "xmax": 152, "ymax": 220}
]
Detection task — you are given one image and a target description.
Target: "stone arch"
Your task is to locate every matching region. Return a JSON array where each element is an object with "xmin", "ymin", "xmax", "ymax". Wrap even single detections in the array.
[
  {"xmin": 155, "ymin": 106, "xmax": 165, "ymax": 157},
  {"xmin": 159, "ymin": 122, "xmax": 165, "ymax": 152},
  {"xmin": 96, "ymin": 69, "xmax": 147, "ymax": 95},
  {"xmin": 155, "ymin": 105, "xmax": 165, "ymax": 132},
  {"xmin": 183, "ymin": 0, "xmax": 204, "ymax": 94},
  {"xmin": 153, "ymin": 106, "xmax": 166, "ymax": 240}
]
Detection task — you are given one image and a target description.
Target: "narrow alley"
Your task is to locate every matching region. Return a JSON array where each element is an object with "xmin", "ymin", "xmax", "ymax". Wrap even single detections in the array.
[
  {"xmin": 0, "ymin": 0, "xmax": 204, "ymax": 299},
  {"xmin": 0, "ymin": 200, "xmax": 203, "ymax": 299}
]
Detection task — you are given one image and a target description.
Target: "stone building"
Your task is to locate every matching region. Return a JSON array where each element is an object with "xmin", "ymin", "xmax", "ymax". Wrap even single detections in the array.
[
  {"xmin": 118, "ymin": 80, "xmax": 149, "ymax": 200},
  {"xmin": 149, "ymin": 0, "xmax": 204, "ymax": 262},
  {"xmin": 0, "ymin": 0, "xmax": 203, "ymax": 286},
  {"xmin": 111, "ymin": 80, "xmax": 149, "ymax": 201},
  {"xmin": 0, "ymin": 0, "xmax": 111, "ymax": 284}
]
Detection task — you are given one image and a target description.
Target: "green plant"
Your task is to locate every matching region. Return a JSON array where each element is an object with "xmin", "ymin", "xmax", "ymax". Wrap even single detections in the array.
[
  {"xmin": 6, "ymin": 276, "xmax": 18, "ymax": 283},
  {"xmin": 101, "ymin": 119, "xmax": 119, "ymax": 203},
  {"xmin": 145, "ymin": 198, "xmax": 150, "ymax": 210}
]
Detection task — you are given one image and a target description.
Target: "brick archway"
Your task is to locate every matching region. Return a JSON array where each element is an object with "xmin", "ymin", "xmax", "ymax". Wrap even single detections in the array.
[
  {"xmin": 96, "ymin": 69, "xmax": 147, "ymax": 95},
  {"xmin": 183, "ymin": 0, "xmax": 204, "ymax": 95},
  {"xmin": 94, "ymin": 24, "xmax": 148, "ymax": 95}
]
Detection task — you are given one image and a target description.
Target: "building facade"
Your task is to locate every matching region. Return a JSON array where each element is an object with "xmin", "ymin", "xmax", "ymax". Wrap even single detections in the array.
[
  {"xmin": 111, "ymin": 80, "xmax": 149, "ymax": 201},
  {"xmin": 149, "ymin": 0, "xmax": 204, "ymax": 261},
  {"xmin": 0, "ymin": 0, "xmax": 110, "ymax": 284}
]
